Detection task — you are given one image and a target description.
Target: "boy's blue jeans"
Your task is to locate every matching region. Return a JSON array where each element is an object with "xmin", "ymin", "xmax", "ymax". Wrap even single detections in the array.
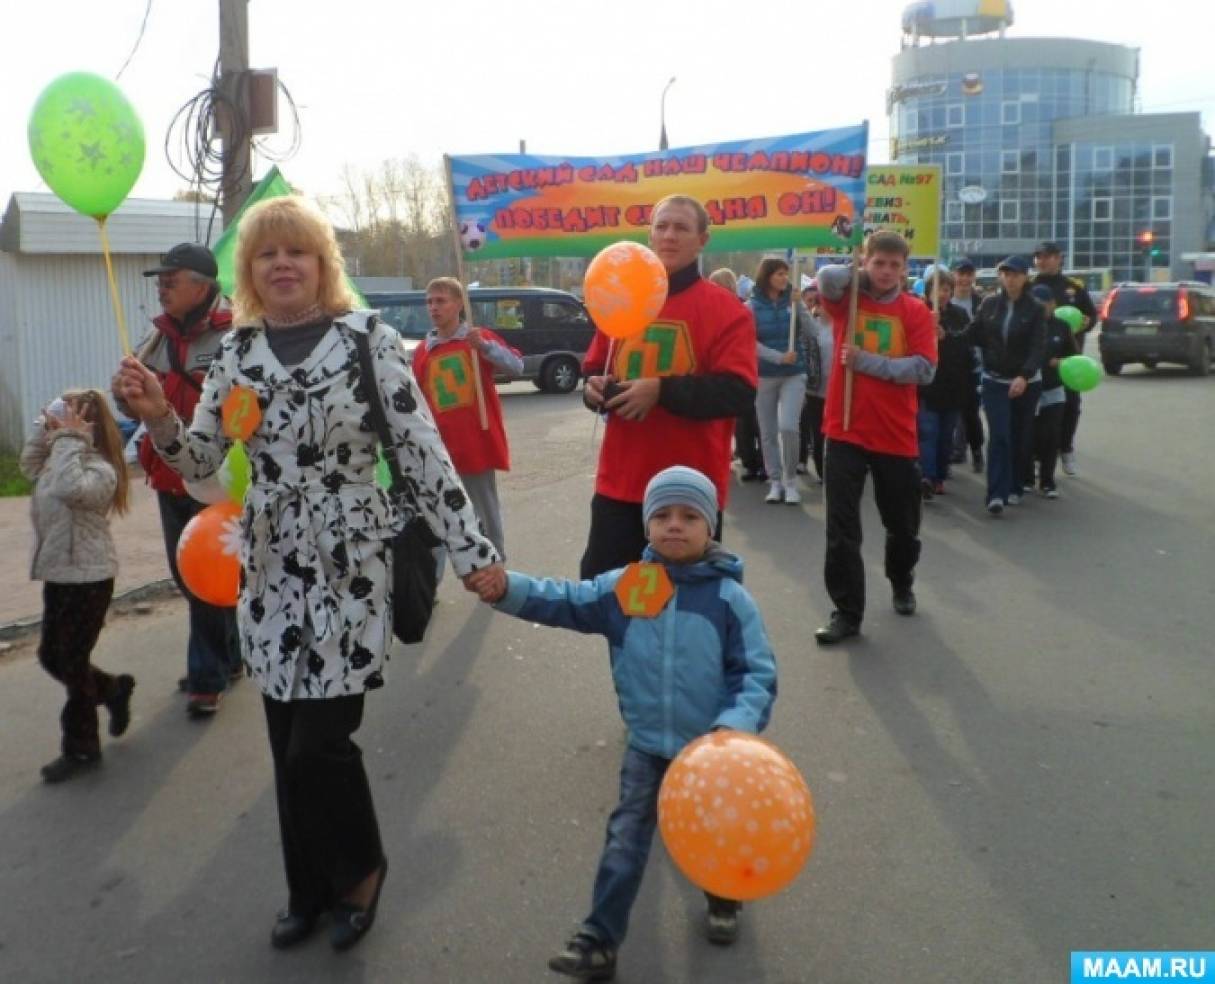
[
  {"xmin": 917, "ymin": 407, "xmax": 960, "ymax": 483},
  {"xmin": 582, "ymin": 745, "xmax": 736, "ymax": 948}
]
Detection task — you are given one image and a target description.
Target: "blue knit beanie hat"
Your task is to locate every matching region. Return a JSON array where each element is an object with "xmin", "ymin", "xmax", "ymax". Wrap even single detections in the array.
[{"xmin": 642, "ymin": 466, "xmax": 718, "ymax": 528}]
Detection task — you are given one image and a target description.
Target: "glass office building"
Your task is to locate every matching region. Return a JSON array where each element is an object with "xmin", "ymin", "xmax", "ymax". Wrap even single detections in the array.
[{"xmin": 890, "ymin": 2, "xmax": 1213, "ymax": 282}]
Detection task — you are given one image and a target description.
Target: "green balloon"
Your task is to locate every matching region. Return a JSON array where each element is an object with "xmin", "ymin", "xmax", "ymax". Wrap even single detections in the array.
[
  {"xmin": 221, "ymin": 441, "xmax": 251, "ymax": 502},
  {"xmin": 1055, "ymin": 305, "xmax": 1085, "ymax": 333},
  {"xmin": 28, "ymin": 72, "xmax": 145, "ymax": 219},
  {"xmin": 375, "ymin": 451, "xmax": 392, "ymax": 490},
  {"xmin": 1059, "ymin": 355, "xmax": 1101, "ymax": 393}
]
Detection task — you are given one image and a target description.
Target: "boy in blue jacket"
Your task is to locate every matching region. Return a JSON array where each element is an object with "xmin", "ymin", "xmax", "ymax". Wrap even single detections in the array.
[{"xmin": 468, "ymin": 465, "xmax": 778, "ymax": 981}]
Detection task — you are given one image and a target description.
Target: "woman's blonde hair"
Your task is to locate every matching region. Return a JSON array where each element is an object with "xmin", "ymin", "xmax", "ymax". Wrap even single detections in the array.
[
  {"xmin": 232, "ymin": 195, "xmax": 356, "ymax": 323},
  {"xmin": 63, "ymin": 389, "xmax": 130, "ymax": 516}
]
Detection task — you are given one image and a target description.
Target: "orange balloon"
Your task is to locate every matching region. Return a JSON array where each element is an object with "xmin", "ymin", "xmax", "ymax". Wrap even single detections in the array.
[
  {"xmin": 583, "ymin": 241, "xmax": 669, "ymax": 339},
  {"xmin": 658, "ymin": 731, "xmax": 815, "ymax": 902},
  {"xmin": 176, "ymin": 500, "xmax": 242, "ymax": 607}
]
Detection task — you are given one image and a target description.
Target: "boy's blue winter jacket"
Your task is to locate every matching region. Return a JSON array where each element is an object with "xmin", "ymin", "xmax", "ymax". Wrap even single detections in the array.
[{"xmin": 495, "ymin": 544, "xmax": 777, "ymax": 760}]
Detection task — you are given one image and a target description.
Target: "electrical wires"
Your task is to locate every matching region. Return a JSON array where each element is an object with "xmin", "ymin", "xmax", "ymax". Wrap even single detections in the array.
[
  {"xmin": 115, "ymin": 0, "xmax": 153, "ymax": 82},
  {"xmin": 164, "ymin": 56, "xmax": 303, "ymax": 242}
]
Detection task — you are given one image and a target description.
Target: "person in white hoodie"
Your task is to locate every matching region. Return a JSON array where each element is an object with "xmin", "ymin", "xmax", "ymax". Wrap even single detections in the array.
[{"xmin": 21, "ymin": 389, "xmax": 135, "ymax": 784}]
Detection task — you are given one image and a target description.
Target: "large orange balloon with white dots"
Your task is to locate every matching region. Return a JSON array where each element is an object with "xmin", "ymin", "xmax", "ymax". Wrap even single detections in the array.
[{"xmin": 658, "ymin": 731, "xmax": 815, "ymax": 901}]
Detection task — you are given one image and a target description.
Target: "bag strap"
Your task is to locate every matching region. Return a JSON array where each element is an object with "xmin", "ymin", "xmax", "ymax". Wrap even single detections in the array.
[{"xmin": 350, "ymin": 320, "xmax": 407, "ymax": 494}]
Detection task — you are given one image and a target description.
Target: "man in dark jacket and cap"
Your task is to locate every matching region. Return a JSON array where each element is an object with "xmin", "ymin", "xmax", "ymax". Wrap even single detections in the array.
[
  {"xmin": 1032, "ymin": 241, "xmax": 1096, "ymax": 476},
  {"xmin": 113, "ymin": 243, "xmax": 241, "ymax": 717}
]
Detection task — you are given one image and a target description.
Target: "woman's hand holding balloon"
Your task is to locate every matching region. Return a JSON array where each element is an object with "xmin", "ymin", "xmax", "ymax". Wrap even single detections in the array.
[{"xmin": 116, "ymin": 357, "xmax": 171, "ymax": 421}]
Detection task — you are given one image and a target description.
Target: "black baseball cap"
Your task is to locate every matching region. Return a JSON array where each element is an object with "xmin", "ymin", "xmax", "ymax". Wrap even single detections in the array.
[
  {"xmin": 143, "ymin": 243, "xmax": 218, "ymax": 279},
  {"xmin": 951, "ymin": 257, "xmax": 976, "ymax": 272},
  {"xmin": 1033, "ymin": 241, "xmax": 1063, "ymax": 256},
  {"xmin": 997, "ymin": 255, "xmax": 1030, "ymax": 274}
]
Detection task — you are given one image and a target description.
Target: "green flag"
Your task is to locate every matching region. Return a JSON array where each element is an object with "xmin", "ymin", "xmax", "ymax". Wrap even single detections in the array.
[{"xmin": 211, "ymin": 166, "xmax": 365, "ymax": 306}]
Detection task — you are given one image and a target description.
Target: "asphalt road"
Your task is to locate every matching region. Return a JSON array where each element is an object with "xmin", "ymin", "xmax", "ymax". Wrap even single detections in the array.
[{"xmin": 1, "ymin": 369, "xmax": 1212, "ymax": 984}]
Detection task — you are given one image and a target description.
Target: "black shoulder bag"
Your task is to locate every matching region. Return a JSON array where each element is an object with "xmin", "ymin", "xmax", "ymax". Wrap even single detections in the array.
[{"xmin": 351, "ymin": 324, "xmax": 440, "ymax": 645}]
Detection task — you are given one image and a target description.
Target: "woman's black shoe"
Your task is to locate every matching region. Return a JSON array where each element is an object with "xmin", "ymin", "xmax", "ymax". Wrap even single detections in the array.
[
  {"xmin": 41, "ymin": 752, "xmax": 101, "ymax": 784},
  {"xmin": 330, "ymin": 858, "xmax": 388, "ymax": 952},
  {"xmin": 270, "ymin": 909, "xmax": 319, "ymax": 949},
  {"xmin": 814, "ymin": 613, "xmax": 860, "ymax": 646}
]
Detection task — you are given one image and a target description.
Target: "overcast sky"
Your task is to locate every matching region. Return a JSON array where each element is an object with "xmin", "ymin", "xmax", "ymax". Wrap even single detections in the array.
[{"xmin": 3, "ymin": 0, "xmax": 1213, "ymax": 213}]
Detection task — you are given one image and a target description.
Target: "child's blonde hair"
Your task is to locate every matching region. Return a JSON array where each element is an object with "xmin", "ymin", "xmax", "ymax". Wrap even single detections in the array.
[{"xmin": 62, "ymin": 389, "xmax": 130, "ymax": 516}]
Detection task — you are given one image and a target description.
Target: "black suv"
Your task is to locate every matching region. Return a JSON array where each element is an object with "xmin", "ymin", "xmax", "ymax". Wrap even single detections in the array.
[
  {"xmin": 1098, "ymin": 282, "xmax": 1215, "ymax": 376},
  {"xmin": 364, "ymin": 286, "xmax": 596, "ymax": 393}
]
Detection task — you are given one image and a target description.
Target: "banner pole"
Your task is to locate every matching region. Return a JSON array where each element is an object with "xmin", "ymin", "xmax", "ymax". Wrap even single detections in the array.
[
  {"xmin": 842, "ymin": 244, "xmax": 862, "ymax": 432},
  {"xmin": 443, "ymin": 154, "xmax": 489, "ymax": 431},
  {"xmin": 96, "ymin": 217, "xmax": 132, "ymax": 356}
]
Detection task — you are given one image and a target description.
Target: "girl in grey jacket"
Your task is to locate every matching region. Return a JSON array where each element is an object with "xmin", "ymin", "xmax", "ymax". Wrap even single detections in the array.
[{"xmin": 20, "ymin": 389, "xmax": 135, "ymax": 783}]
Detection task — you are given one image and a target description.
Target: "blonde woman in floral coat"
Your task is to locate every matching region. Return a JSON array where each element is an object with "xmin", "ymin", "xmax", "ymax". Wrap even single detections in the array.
[{"xmin": 117, "ymin": 196, "xmax": 502, "ymax": 953}]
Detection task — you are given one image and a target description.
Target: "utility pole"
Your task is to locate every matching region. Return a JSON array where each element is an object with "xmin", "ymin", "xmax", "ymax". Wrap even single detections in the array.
[{"xmin": 219, "ymin": 0, "xmax": 253, "ymax": 229}]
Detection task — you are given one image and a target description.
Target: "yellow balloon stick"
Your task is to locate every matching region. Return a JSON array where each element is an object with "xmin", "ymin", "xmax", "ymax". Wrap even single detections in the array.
[{"xmin": 96, "ymin": 217, "xmax": 132, "ymax": 356}]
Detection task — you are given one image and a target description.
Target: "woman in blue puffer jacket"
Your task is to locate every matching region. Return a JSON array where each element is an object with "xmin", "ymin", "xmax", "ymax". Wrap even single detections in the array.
[{"xmin": 748, "ymin": 257, "xmax": 816, "ymax": 504}]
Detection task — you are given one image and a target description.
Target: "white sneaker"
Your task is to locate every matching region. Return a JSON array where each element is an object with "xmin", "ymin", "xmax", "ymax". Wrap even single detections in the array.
[
  {"xmin": 1061, "ymin": 452, "xmax": 1077, "ymax": 476},
  {"xmin": 987, "ymin": 498, "xmax": 1004, "ymax": 516},
  {"xmin": 1007, "ymin": 493, "xmax": 1021, "ymax": 506},
  {"xmin": 783, "ymin": 484, "xmax": 802, "ymax": 505},
  {"xmin": 765, "ymin": 482, "xmax": 784, "ymax": 504}
]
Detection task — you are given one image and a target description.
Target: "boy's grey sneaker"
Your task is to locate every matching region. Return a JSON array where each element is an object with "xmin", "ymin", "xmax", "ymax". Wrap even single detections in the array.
[
  {"xmin": 1061, "ymin": 451, "xmax": 1077, "ymax": 476},
  {"xmin": 706, "ymin": 898, "xmax": 741, "ymax": 945},
  {"xmin": 987, "ymin": 499, "xmax": 1004, "ymax": 516},
  {"xmin": 548, "ymin": 931, "xmax": 616, "ymax": 981}
]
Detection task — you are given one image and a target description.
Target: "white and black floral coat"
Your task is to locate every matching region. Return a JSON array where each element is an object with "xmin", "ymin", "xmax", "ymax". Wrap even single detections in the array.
[{"xmin": 148, "ymin": 311, "xmax": 499, "ymax": 701}]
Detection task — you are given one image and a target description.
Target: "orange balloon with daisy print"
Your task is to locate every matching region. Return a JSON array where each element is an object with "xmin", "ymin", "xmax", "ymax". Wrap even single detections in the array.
[
  {"xmin": 658, "ymin": 731, "xmax": 815, "ymax": 901},
  {"xmin": 176, "ymin": 500, "xmax": 243, "ymax": 606}
]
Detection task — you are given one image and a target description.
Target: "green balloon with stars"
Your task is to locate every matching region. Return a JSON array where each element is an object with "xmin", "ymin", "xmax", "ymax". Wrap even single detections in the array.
[{"xmin": 28, "ymin": 72, "xmax": 145, "ymax": 219}]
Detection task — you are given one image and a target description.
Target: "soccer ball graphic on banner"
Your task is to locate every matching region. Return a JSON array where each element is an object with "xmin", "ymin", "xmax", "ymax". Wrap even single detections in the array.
[{"xmin": 460, "ymin": 219, "xmax": 488, "ymax": 252}]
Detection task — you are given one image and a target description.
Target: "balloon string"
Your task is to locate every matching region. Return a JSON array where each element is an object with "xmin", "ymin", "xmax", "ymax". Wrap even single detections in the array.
[{"xmin": 96, "ymin": 218, "xmax": 132, "ymax": 355}]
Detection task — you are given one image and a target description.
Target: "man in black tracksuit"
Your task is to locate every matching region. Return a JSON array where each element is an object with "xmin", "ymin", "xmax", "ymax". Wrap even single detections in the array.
[{"xmin": 1031, "ymin": 242, "xmax": 1097, "ymax": 477}]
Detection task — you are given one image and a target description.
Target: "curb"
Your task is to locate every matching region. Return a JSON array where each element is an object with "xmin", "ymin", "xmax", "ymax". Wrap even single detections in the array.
[{"xmin": 0, "ymin": 578, "xmax": 181, "ymax": 642}]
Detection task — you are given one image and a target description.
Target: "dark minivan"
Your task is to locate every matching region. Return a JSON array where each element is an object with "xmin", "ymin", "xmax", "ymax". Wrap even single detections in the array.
[
  {"xmin": 1098, "ymin": 282, "xmax": 1215, "ymax": 376},
  {"xmin": 365, "ymin": 286, "xmax": 596, "ymax": 393}
]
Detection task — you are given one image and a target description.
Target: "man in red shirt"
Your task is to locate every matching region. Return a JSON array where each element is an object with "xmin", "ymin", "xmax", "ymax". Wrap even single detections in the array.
[
  {"xmin": 579, "ymin": 195, "xmax": 758, "ymax": 579},
  {"xmin": 814, "ymin": 231, "xmax": 938, "ymax": 644},
  {"xmin": 411, "ymin": 276, "xmax": 523, "ymax": 558}
]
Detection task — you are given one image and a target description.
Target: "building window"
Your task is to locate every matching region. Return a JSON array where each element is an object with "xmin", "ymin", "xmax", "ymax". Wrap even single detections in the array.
[
  {"xmin": 1093, "ymin": 146, "xmax": 1113, "ymax": 171},
  {"xmin": 1092, "ymin": 198, "xmax": 1112, "ymax": 221},
  {"xmin": 947, "ymin": 153, "xmax": 963, "ymax": 176},
  {"xmin": 946, "ymin": 104, "xmax": 964, "ymax": 127},
  {"xmin": 1001, "ymin": 150, "xmax": 1020, "ymax": 174},
  {"xmin": 1001, "ymin": 101, "xmax": 1021, "ymax": 125},
  {"xmin": 946, "ymin": 201, "xmax": 964, "ymax": 223},
  {"xmin": 1153, "ymin": 145, "xmax": 1173, "ymax": 169},
  {"xmin": 1000, "ymin": 201, "xmax": 1020, "ymax": 223},
  {"xmin": 1152, "ymin": 196, "xmax": 1172, "ymax": 220}
]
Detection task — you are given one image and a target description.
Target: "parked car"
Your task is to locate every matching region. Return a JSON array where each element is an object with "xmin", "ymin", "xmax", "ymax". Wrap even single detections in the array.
[
  {"xmin": 1098, "ymin": 282, "xmax": 1215, "ymax": 376},
  {"xmin": 364, "ymin": 286, "xmax": 597, "ymax": 393}
]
